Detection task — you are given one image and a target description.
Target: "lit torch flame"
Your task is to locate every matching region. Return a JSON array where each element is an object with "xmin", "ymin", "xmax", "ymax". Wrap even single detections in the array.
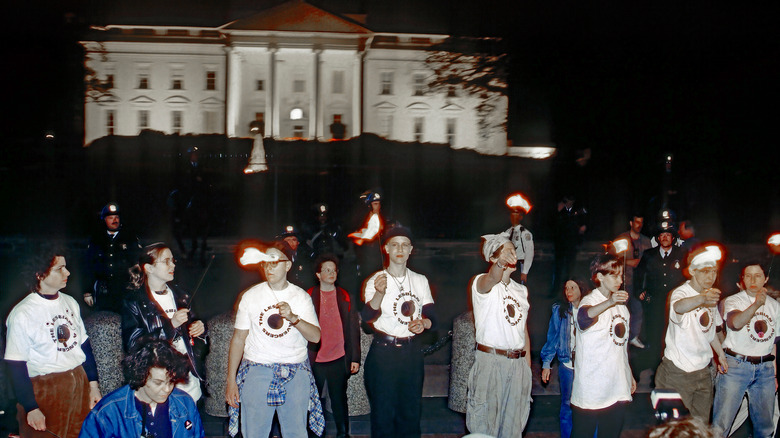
[
  {"xmin": 349, "ymin": 213, "xmax": 382, "ymax": 246},
  {"xmin": 768, "ymin": 233, "xmax": 780, "ymax": 254},
  {"xmin": 506, "ymin": 193, "xmax": 532, "ymax": 213},
  {"xmin": 612, "ymin": 238, "xmax": 629, "ymax": 254},
  {"xmin": 239, "ymin": 248, "xmax": 279, "ymax": 266}
]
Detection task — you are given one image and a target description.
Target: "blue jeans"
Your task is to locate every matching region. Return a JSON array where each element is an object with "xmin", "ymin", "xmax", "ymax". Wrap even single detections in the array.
[
  {"xmin": 559, "ymin": 364, "xmax": 574, "ymax": 438},
  {"xmin": 240, "ymin": 365, "xmax": 311, "ymax": 438},
  {"xmin": 713, "ymin": 355, "xmax": 775, "ymax": 438}
]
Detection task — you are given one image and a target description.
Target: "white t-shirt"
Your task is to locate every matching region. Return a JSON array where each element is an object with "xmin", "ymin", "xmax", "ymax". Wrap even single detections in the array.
[
  {"xmin": 151, "ymin": 287, "xmax": 188, "ymax": 354},
  {"xmin": 663, "ymin": 281, "xmax": 723, "ymax": 372},
  {"xmin": 5, "ymin": 292, "xmax": 88, "ymax": 377},
  {"xmin": 722, "ymin": 291, "xmax": 780, "ymax": 357},
  {"xmin": 235, "ymin": 282, "xmax": 319, "ymax": 364},
  {"xmin": 470, "ymin": 274, "xmax": 529, "ymax": 350},
  {"xmin": 571, "ymin": 289, "xmax": 633, "ymax": 410},
  {"xmin": 363, "ymin": 269, "xmax": 434, "ymax": 337}
]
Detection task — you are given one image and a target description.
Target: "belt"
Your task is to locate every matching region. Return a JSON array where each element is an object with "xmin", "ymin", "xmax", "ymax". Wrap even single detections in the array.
[
  {"xmin": 725, "ymin": 348, "xmax": 775, "ymax": 364},
  {"xmin": 374, "ymin": 331, "xmax": 415, "ymax": 346},
  {"xmin": 476, "ymin": 343, "xmax": 526, "ymax": 359}
]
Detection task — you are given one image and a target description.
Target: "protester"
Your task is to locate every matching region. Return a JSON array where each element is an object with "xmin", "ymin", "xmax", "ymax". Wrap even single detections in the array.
[
  {"xmin": 571, "ymin": 254, "xmax": 636, "ymax": 438},
  {"xmin": 79, "ymin": 340, "xmax": 204, "ymax": 438},
  {"xmin": 654, "ymin": 245, "xmax": 727, "ymax": 422},
  {"xmin": 5, "ymin": 246, "xmax": 102, "ymax": 438},
  {"xmin": 122, "ymin": 243, "xmax": 206, "ymax": 402},
  {"xmin": 225, "ymin": 242, "xmax": 323, "ymax": 438},
  {"xmin": 362, "ymin": 225, "xmax": 436, "ymax": 438},
  {"xmin": 307, "ymin": 254, "xmax": 360, "ymax": 438},
  {"xmin": 712, "ymin": 261, "xmax": 778, "ymax": 438},
  {"xmin": 466, "ymin": 234, "xmax": 532, "ymax": 438},
  {"xmin": 541, "ymin": 277, "xmax": 590, "ymax": 438}
]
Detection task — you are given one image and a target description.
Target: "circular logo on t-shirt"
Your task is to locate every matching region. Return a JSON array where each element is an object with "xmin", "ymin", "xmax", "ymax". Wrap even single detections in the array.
[
  {"xmin": 609, "ymin": 314, "xmax": 629, "ymax": 346},
  {"xmin": 747, "ymin": 312, "xmax": 775, "ymax": 343},
  {"xmin": 392, "ymin": 292, "xmax": 422, "ymax": 325},
  {"xmin": 45, "ymin": 309, "xmax": 79, "ymax": 352},
  {"xmin": 502, "ymin": 295, "xmax": 524, "ymax": 327},
  {"xmin": 258, "ymin": 305, "xmax": 292, "ymax": 338},
  {"xmin": 696, "ymin": 308, "xmax": 714, "ymax": 333}
]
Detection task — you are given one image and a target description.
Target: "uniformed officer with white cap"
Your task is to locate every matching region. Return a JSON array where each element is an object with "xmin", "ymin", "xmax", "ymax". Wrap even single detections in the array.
[{"xmin": 500, "ymin": 193, "xmax": 534, "ymax": 284}]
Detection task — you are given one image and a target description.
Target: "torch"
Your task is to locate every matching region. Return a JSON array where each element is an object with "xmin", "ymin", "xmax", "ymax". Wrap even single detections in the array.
[
  {"xmin": 506, "ymin": 193, "xmax": 532, "ymax": 213},
  {"xmin": 612, "ymin": 238, "xmax": 630, "ymax": 288},
  {"xmin": 768, "ymin": 233, "xmax": 780, "ymax": 278}
]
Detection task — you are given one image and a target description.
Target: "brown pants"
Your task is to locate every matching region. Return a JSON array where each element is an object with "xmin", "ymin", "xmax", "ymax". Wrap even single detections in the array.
[{"xmin": 16, "ymin": 366, "xmax": 91, "ymax": 438}]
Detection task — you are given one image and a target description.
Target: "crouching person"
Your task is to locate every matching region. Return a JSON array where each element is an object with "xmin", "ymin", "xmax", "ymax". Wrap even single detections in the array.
[{"xmin": 79, "ymin": 340, "xmax": 204, "ymax": 438}]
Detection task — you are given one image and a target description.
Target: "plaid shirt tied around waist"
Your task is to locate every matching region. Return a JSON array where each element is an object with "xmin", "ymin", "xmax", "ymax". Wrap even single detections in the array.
[{"xmin": 228, "ymin": 358, "xmax": 325, "ymax": 437}]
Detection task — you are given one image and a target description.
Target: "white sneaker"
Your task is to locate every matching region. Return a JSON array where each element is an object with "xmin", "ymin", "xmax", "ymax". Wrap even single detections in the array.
[{"xmin": 630, "ymin": 337, "xmax": 646, "ymax": 349}]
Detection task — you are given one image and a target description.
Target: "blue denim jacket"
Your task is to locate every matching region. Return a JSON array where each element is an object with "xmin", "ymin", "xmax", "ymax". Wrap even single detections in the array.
[
  {"xmin": 540, "ymin": 302, "xmax": 574, "ymax": 369},
  {"xmin": 79, "ymin": 386, "xmax": 204, "ymax": 438}
]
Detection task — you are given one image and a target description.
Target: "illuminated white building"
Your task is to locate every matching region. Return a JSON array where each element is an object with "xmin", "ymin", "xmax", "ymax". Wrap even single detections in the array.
[{"xmin": 81, "ymin": 0, "xmax": 508, "ymax": 154}]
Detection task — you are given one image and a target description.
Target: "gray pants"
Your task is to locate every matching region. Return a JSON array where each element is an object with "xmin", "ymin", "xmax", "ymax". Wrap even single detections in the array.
[{"xmin": 655, "ymin": 356, "xmax": 714, "ymax": 422}]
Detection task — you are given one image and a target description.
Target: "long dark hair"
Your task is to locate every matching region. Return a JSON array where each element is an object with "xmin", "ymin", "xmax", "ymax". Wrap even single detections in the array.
[
  {"xmin": 128, "ymin": 242, "xmax": 171, "ymax": 292},
  {"xmin": 557, "ymin": 277, "xmax": 590, "ymax": 319},
  {"xmin": 123, "ymin": 338, "xmax": 190, "ymax": 390}
]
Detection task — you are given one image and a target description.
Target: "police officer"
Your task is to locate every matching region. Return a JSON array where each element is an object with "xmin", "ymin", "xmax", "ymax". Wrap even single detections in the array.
[
  {"xmin": 276, "ymin": 224, "xmax": 314, "ymax": 290},
  {"xmin": 306, "ymin": 203, "xmax": 348, "ymax": 259},
  {"xmin": 84, "ymin": 202, "xmax": 142, "ymax": 313},
  {"xmin": 500, "ymin": 193, "xmax": 534, "ymax": 284}
]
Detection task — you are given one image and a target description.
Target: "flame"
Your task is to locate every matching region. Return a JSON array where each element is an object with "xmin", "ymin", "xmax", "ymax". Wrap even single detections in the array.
[
  {"xmin": 349, "ymin": 213, "xmax": 382, "ymax": 245},
  {"xmin": 239, "ymin": 248, "xmax": 279, "ymax": 266},
  {"xmin": 506, "ymin": 193, "xmax": 532, "ymax": 212},
  {"xmin": 612, "ymin": 238, "xmax": 629, "ymax": 254},
  {"xmin": 768, "ymin": 233, "xmax": 780, "ymax": 246}
]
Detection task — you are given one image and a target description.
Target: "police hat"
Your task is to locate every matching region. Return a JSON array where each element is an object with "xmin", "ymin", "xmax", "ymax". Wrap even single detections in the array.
[
  {"xmin": 277, "ymin": 224, "xmax": 300, "ymax": 239},
  {"xmin": 655, "ymin": 223, "xmax": 677, "ymax": 238},
  {"xmin": 361, "ymin": 191, "xmax": 381, "ymax": 204},
  {"xmin": 100, "ymin": 203, "xmax": 120, "ymax": 219}
]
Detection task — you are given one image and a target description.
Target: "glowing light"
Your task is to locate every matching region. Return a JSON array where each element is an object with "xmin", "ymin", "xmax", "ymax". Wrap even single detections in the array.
[
  {"xmin": 612, "ymin": 238, "xmax": 629, "ymax": 254},
  {"xmin": 349, "ymin": 213, "xmax": 382, "ymax": 245},
  {"xmin": 290, "ymin": 108, "xmax": 303, "ymax": 120},
  {"xmin": 768, "ymin": 233, "xmax": 780, "ymax": 254},
  {"xmin": 239, "ymin": 248, "xmax": 279, "ymax": 266},
  {"xmin": 107, "ymin": 204, "xmax": 118, "ymax": 213},
  {"xmin": 319, "ymin": 204, "xmax": 327, "ymax": 214},
  {"xmin": 506, "ymin": 193, "xmax": 532, "ymax": 213}
]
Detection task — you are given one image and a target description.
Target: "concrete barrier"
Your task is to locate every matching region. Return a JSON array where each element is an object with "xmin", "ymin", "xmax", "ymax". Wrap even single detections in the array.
[{"xmin": 448, "ymin": 311, "xmax": 475, "ymax": 413}]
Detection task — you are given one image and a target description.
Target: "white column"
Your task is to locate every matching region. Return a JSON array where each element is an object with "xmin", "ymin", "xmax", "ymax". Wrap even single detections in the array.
[
  {"xmin": 352, "ymin": 51, "xmax": 363, "ymax": 138},
  {"xmin": 225, "ymin": 46, "xmax": 242, "ymax": 137},
  {"xmin": 265, "ymin": 47, "xmax": 274, "ymax": 138},
  {"xmin": 271, "ymin": 47, "xmax": 280, "ymax": 138},
  {"xmin": 310, "ymin": 48, "xmax": 321, "ymax": 140}
]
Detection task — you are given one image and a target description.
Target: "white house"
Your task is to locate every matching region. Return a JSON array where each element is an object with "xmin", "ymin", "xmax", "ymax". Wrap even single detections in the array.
[{"xmin": 81, "ymin": 0, "xmax": 508, "ymax": 155}]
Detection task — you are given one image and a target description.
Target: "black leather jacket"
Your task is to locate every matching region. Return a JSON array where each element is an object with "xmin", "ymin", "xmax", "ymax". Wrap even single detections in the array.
[{"xmin": 121, "ymin": 284, "xmax": 205, "ymax": 379}]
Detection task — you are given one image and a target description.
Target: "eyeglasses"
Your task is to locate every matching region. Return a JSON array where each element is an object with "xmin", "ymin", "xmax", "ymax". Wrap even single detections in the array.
[
  {"xmin": 320, "ymin": 268, "xmax": 338, "ymax": 274},
  {"xmin": 263, "ymin": 259, "xmax": 290, "ymax": 268},
  {"xmin": 155, "ymin": 258, "xmax": 176, "ymax": 266}
]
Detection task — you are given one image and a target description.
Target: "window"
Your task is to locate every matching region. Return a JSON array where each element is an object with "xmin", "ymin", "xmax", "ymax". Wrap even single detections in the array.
[
  {"xmin": 203, "ymin": 111, "xmax": 217, "ymax": 133},
  {"xmin": 256, "ymin": 80, "xmax": 264, "ymax": 91},
  {"xmin": 414, "ymin": 117, "xmax": 424, "ymax": 142},
  {"xmin": 106, "ymin": 110, "xmax": 115, "ymax": 135},
  {"xmin": 380, "ymin": 72, "xmax": 393, "ymax": 95},
  {"xmin": 293, "ymin": 80, "xmax": 305, "ymax": 93},
  {"xmin": 172, "ymin": 111, "xmax": 183, "ymax": 134},
  {"xmin": 332, "ymin": 71, "xmax": 344, "ymax": 94},
  {"xmin": 206, "ymin": 71, "xmax": 216, "ymax": 90},
  {"xmin": 447, "ymin": 86, "xmax": 457, "ymax": 98},
  {"xmin": 413, "ymin": 73, "xmax": 426, "ymax": 96},
  {"xmin": 290, "ymin": 108, "xmax": 303, "ymax": 120},
  {"xmin": 380, "ymin": 114, "xmax": 393, "ymax": 138},
  {"xmin": 293, "ymin": 125, "xmax": 304, "ymax": 138},
  {"xmin": 106, "ymin": 74, "xmax": 114, "ymax": 89},
  {"xmin": 446, "ymin": 118, "xmax": 456, "ymax": 145},
  {"xmin": 137, "ymin": 74, "xmax": 149, "ymax": 89},
  {"xmin": 171, "ymin": 74, "xmax": 183, "ymax": 90},
  {"xmin": 138, "ymin": 110, "xmax": 149, "ymax": 130}
]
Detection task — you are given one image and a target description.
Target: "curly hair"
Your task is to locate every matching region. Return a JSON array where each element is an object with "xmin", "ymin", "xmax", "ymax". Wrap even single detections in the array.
[
  {"xmin": 122, "ymin": 338, "xmax": 190, "ymax": 390},
  {"xmin": 314, "ymin": 253, "xmax": 340, "ymax": 274},
  {"xmin": 128, "ymin": 242, "xmax": 170, "ymax": 291},
  {"xmin": 23, "ymin": 244, "xmax": 67, "ymax": 293},
  {"xmin": 648, "ymin": 417, "xmax": 716, "ymax": 438}
]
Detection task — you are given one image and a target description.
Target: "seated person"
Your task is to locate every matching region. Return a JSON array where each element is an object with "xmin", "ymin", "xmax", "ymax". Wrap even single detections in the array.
[{"xmin": 79, "ymin": 339, "xmax": 204, "ymax": 437}]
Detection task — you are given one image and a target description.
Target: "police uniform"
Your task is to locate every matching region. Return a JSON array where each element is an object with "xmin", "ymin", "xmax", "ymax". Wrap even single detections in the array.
[{"xmin": 501, "ymin": 224, "xmax": 534, "ymax": 278}]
